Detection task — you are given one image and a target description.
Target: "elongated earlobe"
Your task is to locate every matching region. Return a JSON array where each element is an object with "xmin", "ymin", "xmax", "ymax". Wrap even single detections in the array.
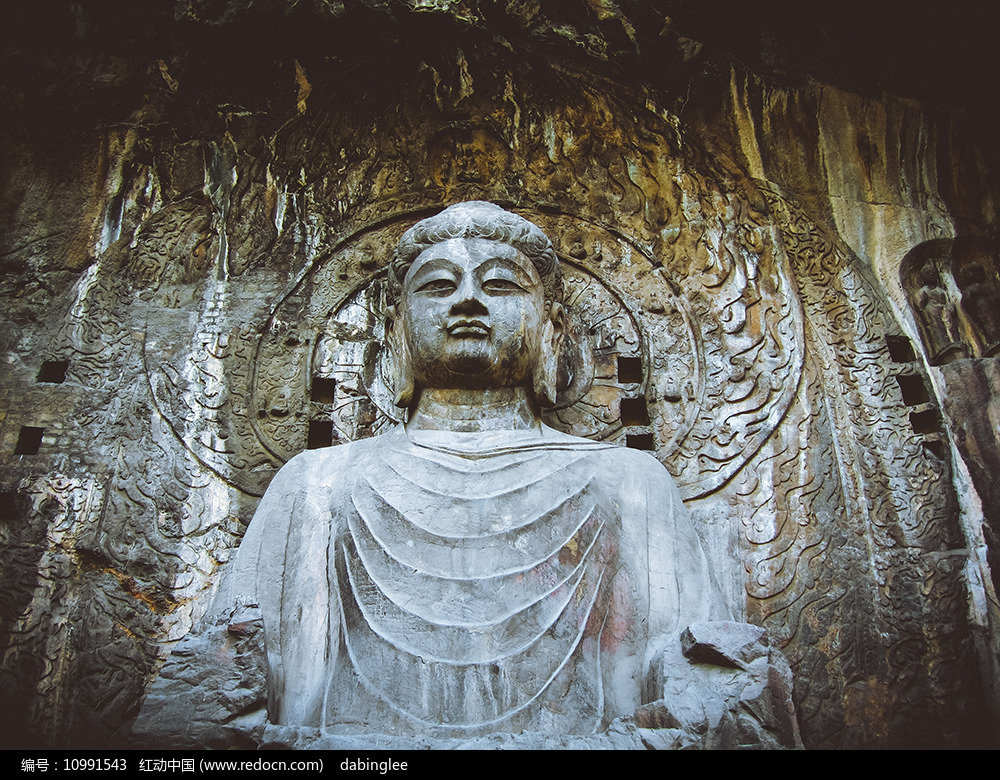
[
  {"xmin": 532, "ymin": 303, "xmax": 565, "ymax": 408},
  {"xmin": 387, "ymin": 312, "xmax": 415, "ymax": 409}
]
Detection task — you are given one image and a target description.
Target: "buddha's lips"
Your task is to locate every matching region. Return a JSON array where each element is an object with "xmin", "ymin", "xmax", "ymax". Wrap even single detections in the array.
[{"xmin": 447, "ymin": 320, "xmax": 490, "ymax": 337}]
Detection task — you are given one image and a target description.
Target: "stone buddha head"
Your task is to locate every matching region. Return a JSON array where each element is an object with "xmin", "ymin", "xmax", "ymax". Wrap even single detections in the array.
[{"xmin": 385, "ymin": 201, "xmax": 567, "ymax": 411}]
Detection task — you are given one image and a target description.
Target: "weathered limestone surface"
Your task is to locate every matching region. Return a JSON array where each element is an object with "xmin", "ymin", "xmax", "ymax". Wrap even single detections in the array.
[
  {"xmin": 1, "ymin": 1, "xmax": 998, "ymax": 749},
  {"xmin": 130, "ymin": 605, "xmax": 267, "ymax": 749},
  {"xmin": 639, "ymin": 621, "xmax": 800, "ymax": 749}
]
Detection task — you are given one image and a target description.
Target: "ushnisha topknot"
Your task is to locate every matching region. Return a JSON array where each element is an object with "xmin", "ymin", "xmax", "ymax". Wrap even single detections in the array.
[{"xmin": 389, "ymin": 201, "xmax": 562, "ymax": 306}]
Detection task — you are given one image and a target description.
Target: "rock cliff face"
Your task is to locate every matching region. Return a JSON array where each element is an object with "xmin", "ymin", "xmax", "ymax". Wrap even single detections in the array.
[{"xmin": 1, "ymin": 1, "xmax": 998, "ymax": 748}]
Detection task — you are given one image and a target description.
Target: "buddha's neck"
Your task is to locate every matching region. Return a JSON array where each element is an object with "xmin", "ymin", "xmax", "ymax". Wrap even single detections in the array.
[{"xmin": 406, "ymin": 387, "xmax": 541, "ymax": 433}]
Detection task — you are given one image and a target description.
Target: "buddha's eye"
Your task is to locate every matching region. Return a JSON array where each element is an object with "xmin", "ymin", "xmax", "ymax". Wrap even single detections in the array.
[
  {"xmin": 417, "ymin": 278, "xmax": 457, "ymax": 295},
  {"xmin": 482, "ymin": 278, "xmax": 525, "ymax": 294}
]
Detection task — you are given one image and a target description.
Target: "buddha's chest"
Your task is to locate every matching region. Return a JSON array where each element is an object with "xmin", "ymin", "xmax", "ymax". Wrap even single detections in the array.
[{"xmin": 324, "ymin": 443, "xmax": 635, "ymax": 732}]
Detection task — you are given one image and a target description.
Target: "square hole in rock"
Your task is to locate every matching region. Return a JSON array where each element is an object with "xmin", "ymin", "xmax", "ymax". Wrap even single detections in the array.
[
  {"xmin": 886, "ymin": 335, "xmax": 916, "ymax": 364},
  {"xmin": 15, "ymin": 427, "xmax": 44, "ymax": 455},
  {"xmin": 922, "ymin": 440, "xmax": 945, "ymax": 460},
  {"xmin": 625, "ymin": 433, "xmax": 655, "ymax": 451},
  {"xmin": 896, "ymin": 374, "xmax": 930, "ymax": 406},
  {"xmin": 0, "ymin": 490, "xmax": 24, "ymax": 522},
  {"xmin": 311, "ymin": 377, "xmax": 336, "ymax": 404},
  {"xmin": 307, "ymin": 420, "xmax": 334, "ymax": 449},
  {"xmin": 617, "ymin": 356, "xmax": 643, "ymax": 384},
  {"xmin": 620, "ymin": 397, "xmax": 651, "ymax": 426},
  {"xmin": 909, "ymin": 408, "xmax": 940, "ymax": 434},
  {"xmin": 37, "ymin": 361, "xmax": 68, "ymax": 383}
]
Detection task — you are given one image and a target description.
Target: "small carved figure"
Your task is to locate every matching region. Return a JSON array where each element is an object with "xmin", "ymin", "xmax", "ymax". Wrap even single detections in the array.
[
  {"xmin": 134, "ymin": 202, "xmax": 799, "ymax": 749},
  {"xmin": 958, "ymin": 262, "xmax": 1000, "ymax": 356},
  {"xmin": 914, "ymin": 264, "xmax": 968, "ymax": 364}
]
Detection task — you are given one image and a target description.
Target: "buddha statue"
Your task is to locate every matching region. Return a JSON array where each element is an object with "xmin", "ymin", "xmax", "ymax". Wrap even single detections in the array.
[
  {"xmin": 133, "ymin": 202, "xmax": 799, "ymax": 749},
  {"xmin": 914, "ymin": 264, "xmax": 968, "ymax": 364}
]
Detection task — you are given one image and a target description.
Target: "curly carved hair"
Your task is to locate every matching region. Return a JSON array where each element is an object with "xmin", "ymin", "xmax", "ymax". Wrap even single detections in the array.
[{"xmin": 388, "ymin": 202, "xmax": 562, "ymax": 305}]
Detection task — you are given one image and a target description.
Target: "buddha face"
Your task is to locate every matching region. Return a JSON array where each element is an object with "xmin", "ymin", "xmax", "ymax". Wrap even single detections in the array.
[{"xmin": 399, "ymin": 237, "xmax": 550, "ymax": 391}]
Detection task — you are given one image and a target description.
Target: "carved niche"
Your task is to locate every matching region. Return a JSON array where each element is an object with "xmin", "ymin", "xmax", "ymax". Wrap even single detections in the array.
[{"xmin": 901, "ymin": 237, "xmax": 1000, "ymax": 363}]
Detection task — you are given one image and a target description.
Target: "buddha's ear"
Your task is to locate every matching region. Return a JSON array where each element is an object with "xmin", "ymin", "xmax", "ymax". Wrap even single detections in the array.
[
  {"xmin": 385, "ymin": 306, "xmax": 415, "ymax": 409},
  {"xmin": 532, "ymin": 302, "xmax": 565, "ymax": 408}
]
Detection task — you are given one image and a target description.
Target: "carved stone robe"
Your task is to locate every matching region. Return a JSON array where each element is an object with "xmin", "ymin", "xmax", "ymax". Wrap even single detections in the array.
[{"xmin": 221, "ymin": 425, "xmax": 728, "ymax": 737}]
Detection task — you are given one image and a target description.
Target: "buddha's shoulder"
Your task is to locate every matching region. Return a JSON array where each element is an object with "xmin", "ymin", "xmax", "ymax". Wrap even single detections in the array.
[
  {"xmin": 266, "ymin": 435, "xmax": 385, "ymax": 489},
  {"xmin": 544, "ymin": 428, "xmax": 680, "ymax": 491},
  {"xmin": 594, "ymin": 445, "xmax": 677, "ymax": 487},
  {"xmin": 543, "ymin": 427, "xmax": 655, "ymax": 462}
]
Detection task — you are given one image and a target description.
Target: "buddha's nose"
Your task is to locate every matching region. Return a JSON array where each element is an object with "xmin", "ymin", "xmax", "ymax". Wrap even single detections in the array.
[
  {"xmin": 450, "ymin": 294, "xmax": 489, "ymax": 317},
  {"xmin": 449, "ymin": 274, "xmax": 489, "ymax": 316}
]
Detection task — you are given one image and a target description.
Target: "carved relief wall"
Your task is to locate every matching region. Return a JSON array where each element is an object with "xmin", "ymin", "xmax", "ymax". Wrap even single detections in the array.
[{"xmin": 1, "ymin": 3, "xmax": 997, "ymax": 749}]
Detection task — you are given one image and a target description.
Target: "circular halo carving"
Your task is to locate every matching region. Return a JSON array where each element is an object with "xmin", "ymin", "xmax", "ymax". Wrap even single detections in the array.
[
  {"xmin": 142, "ymin": 200, "xmax": 801, "ymax": 501},
  {"xmin": 246, "ymin": 208, "xmax": 704, "ymax": 465}
]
